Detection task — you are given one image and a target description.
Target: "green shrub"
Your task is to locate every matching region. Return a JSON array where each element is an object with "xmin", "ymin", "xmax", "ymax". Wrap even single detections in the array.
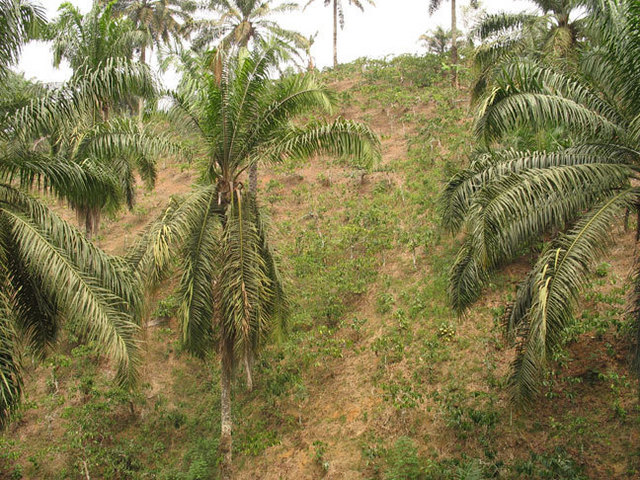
[{"xmin": 384, "ymin": 437, "xmax": 423, "ymax": 480}]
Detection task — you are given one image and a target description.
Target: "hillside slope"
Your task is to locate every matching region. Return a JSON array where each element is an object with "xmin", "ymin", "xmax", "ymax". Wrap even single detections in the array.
[{"xmin": 2, "ymin": 57, "xmax": 639, "ymax": 480}]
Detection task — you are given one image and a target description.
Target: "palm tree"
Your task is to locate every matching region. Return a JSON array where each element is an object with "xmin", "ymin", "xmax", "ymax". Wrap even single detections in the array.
[
  {"xmin": 48, "ymin": 2, "xmax": 139, "ymax": 75},
  {"xmin": 130, "ymin": 46, "xmax": 379, "ymax": 479},
  {"xmin": 304, "ymin": 0, "xmax": 375, "ymax": 68},
  {"xmin": 44, "ymin": 3, "xmax": 175, "ymax": 236},
  {"xmin": 428, "ymin": 0, "xmax": 477, "ymax": 87},
  {"xmin": 419, "ymin": 25, "xmax": 451, "ymax": 55},
  {"xmin": 44, "ymin": 80, "xmax": 178, "ymax": 236},
  {"xmin": 195, "ymin": 0, "xmax": 306, "ymax": 54},
  {"xmin": 108, "ymin": 0, "xmax": 196, "ymax": 65},
  {"xmin": 0, "ymin": 0, "xmax": 45, "ymax": 81},
  {"xmin": 0, "ymin": 175, "xmax": 142, "ymax": 427},
  {"xmin": 441, "ymin": 0, "xmax": 640, "ymax": 402},
  {"xmin": 194, "ymin": 0, "xmax": 310, "ymax": 194},
  {"xmin": 472, "ymin": 0, "xmax": 586, "ymax": 100},
  {"xmin": 0, "ymin": 20, "xmax": 143, "ymax": 428}
]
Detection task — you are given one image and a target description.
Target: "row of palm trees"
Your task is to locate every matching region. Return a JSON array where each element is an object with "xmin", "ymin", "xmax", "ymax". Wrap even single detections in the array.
[
  {"xmin": 47, "ymin": 0, "xmax": 495, "ymax": 75},
  {"xmin": 97, "ymin": 0, "xmax": 376, "ymax": 70}
]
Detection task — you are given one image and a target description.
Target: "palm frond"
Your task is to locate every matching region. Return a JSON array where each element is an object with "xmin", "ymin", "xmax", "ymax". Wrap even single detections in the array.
[
  {"xmin": 220, "ymin": 192, "xmax": 271, "ymax": 359},
  {"xmin": 176, "ymin": 189, "xmax": 222, "ymax": 357},
  {"xmin": 258, "ymin": 117, "xmax": 381, "ymax": 170},
  {"xmin": 509, "ymin": 188, "xmax": 636, "ymax": 402},
  {"xmin": 0, "ymin": 0, "xmax": 46, "ymax": 80},
  {"xmin": 127, "ymin": 185, "xmax": 221, "ymax": 288},
  {"xmin": 440, "ymin": 145, "xmax": 638, "ymax": 233},
  {"xmin": 474, "ymin": 12, "xmax": 536, "ymax": 40},
  {"xmin": 448, "ymin": 163, "xmax": 633, "ymax": 312},
  {"xmin": 0, "ymin": 147, "xmax": 121, "ymax": 207},
  {"xmin": 0, "ymin": 185, "xmax": 142, "ymax": 385},
  {"xmin": 0, "ymin": 298, "xmax": 21, "ymax": 428}
]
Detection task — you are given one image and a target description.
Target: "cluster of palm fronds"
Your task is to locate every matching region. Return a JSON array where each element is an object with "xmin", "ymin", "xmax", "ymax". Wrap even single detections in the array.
[
  {"xmin": 442, "ymin": 0, "xmax": 640, "ymax": 402},
  {"xmin": 0, "ymin": 1, "xmax": 159, "ymax": 426}
]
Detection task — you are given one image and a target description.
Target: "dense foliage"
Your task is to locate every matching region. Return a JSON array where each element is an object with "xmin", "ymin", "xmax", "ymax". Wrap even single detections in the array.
[{"xmin": 442, "ymin": 0, "xmax": 640, "ymax": 401}]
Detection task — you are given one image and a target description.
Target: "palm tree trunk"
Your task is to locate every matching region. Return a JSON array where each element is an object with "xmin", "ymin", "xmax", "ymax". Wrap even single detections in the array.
[
  {"xmin": 451, "ymin": 0, "xmax": 458, "ymax": 88},
  {"xmin": 625, "ymin": 207, "xmax": 630, "ymax": 232},
  {"xmin": 219, "ymin": 340, "xmax": 233, "ymax": 480},
  {"xmin": 77, "ymin": 206, "xmax": 101, "ymax": 239},
  {"xmin": 249, "ymin": 163, "xmax": 258, "ymax": 195},
  {"xmin": 333, "ymin": 0, "xmax": 338, "ymax": 68},
  {"xmin": 138, "ymin": 45, "xmax": 146, "ymax": 118},
  {"xmin": 244, "ymin": 349, "xmax": 253, "ymax": 391}
]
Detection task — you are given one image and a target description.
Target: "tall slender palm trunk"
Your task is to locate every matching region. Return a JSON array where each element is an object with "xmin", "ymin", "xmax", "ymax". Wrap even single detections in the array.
[
  {"xmin": 333, "ymin": 0, "xmax": 338, "ymax": 67},
  {"xmin": 450, "ymin": 0, "xmax": 458, "ymax": 88},
  {"xmin": 219, "ymin": 340, "xmax": 234, "ymax": 480},
  {"xmin": 138, "ymin": 46, "xmax": 147, "ymax": 118}
]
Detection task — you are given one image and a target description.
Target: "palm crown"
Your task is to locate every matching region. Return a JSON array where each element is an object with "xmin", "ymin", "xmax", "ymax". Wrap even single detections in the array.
[
  {"xmin": 108, "ymin": 0, "xmax": 197, "ymax": 63},
  {"xmin": 0, "ymin": 0, "xmax": 45, "ymax": 80},
  {"xmin": 194, "ymin": 0, "xmax": 307, "ymax": 54},
  {"xmin": 472, "ymin": 0, "xmax": 585, "ymax": 100},
  {"xmin": 41, "ymin": 3, "xmax": 179, "ymax": 235},
  {"xmin": 48, "ymin": 2, "xmax": 140, "ymax": 74}
]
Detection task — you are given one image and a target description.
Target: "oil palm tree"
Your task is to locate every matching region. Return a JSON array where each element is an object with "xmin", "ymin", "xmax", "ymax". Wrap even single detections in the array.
[
  {"xmin": 47, "ymin": 88, "xmax": 178, "ymax": 236},
  {"xmin": 129, "ymin": 45, "xmax": 379, "ymax": 479},
  {"xmin": 44, "ymin": 3, "xmax": 175, "ymax": 236},
  {"xmin": 304, "ymin": 31, "xmax": 318, "ymax": 71},
  {"xmin": 33, "ymin": 59, "xmax": 172, "ymax": 236},
  {"xmin": 195, "ymin": 0, "xmax": 306, "ymax": 54},
  {"xmin": 0, "ymin": 175, "xmax": 142, "ymax": 426},
  {"xmin": 472, "ymin": 0, "xmax": 586, "ymax": 100},
  {"xmin": 304, "ymin": 0, "xmax": 375, "ymax": 68},
  {"xmin": 441, "ymin": 0, "xmax": 640, "ymax": 402},
  {"xmin": 419, "ymin": 25, "xmax": 451, "ymax": 55},
  {"xmin": 0, "ymin": 28, "xmax": 144, "ymax": 428},
  {"xmin": 194, "ymin": 0, "xmax": 310, "ymax": 193},
  {"xmin": 0, "ymin": 0, "xmax": 45, "ymax": 81},
  {"xmin": 48, "ymin": 2, "xmax": 139, "ymax": 75},
  {"xmin": 428, "ymin": 0, "xmax": 477, "ymax": 87},
  {"xmin": 108, "ymin": 0, "xmax": 197, "ymax": 65}
]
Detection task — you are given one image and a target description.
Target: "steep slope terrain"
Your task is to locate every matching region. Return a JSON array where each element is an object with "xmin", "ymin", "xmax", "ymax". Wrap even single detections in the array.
[{"xmin": 2, "ymin": 57, "xmax": 639, "ymax": 479}]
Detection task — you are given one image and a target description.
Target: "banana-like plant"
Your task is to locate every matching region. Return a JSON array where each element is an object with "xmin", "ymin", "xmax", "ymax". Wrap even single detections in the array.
[
  {"xmin": 130, "ymin": 45, "xmax": 379, "ymax": 479},
  {"xmin": 441, "ymin": 0, "xmax": 640, "ymax": 403}
]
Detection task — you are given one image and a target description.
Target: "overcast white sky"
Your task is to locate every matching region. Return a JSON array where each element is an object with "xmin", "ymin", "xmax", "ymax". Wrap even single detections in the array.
[{"xmin": 16, "ymin": 0, "xmax": 533, "ymax": 88}]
